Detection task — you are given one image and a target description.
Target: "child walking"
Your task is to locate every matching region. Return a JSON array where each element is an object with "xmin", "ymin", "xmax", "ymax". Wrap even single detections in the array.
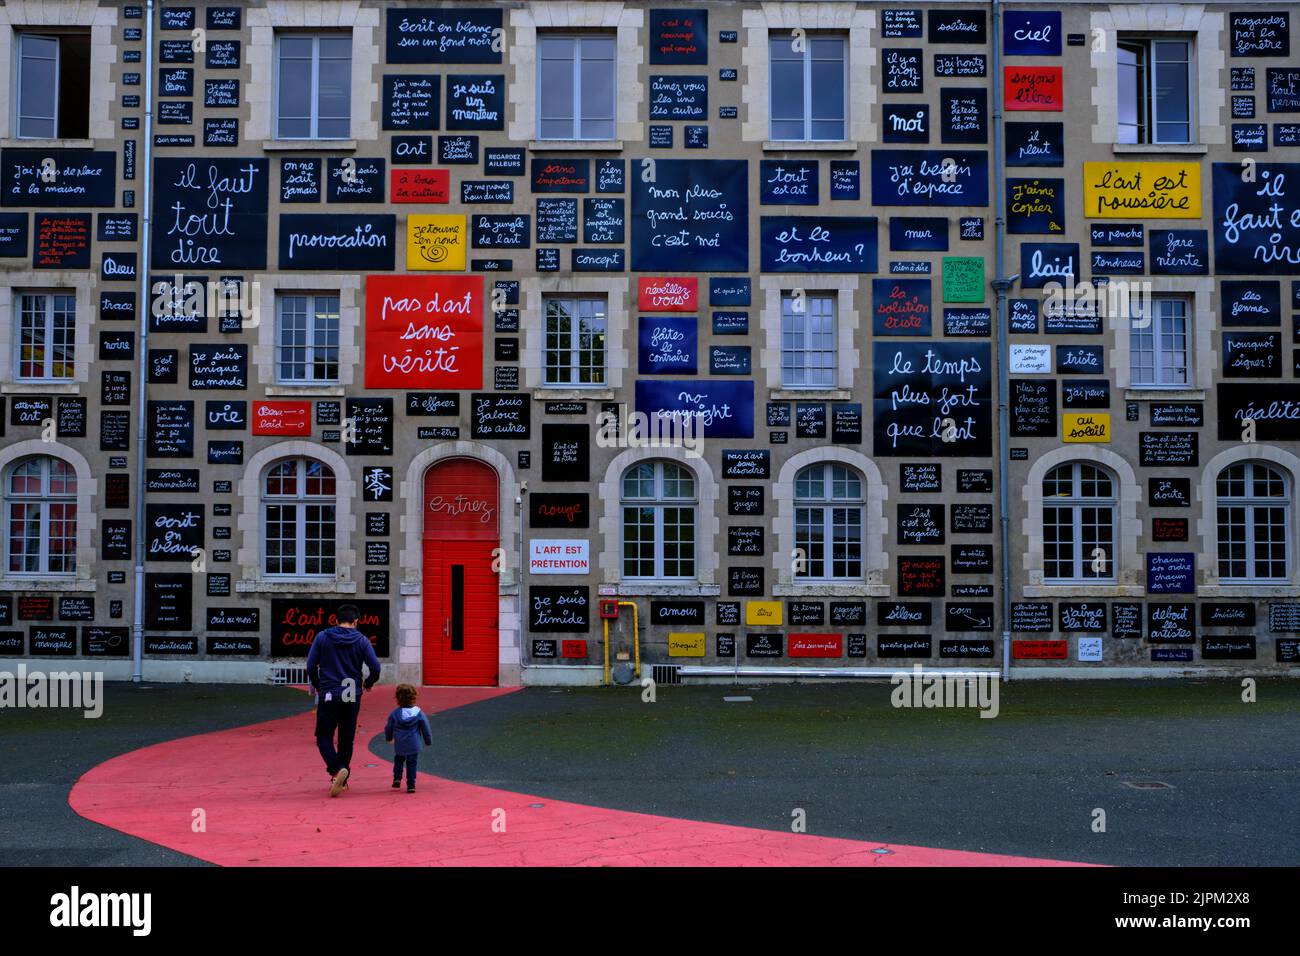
[{"xmin": 384, "ymin": 684, "xmax": 432, "ymax": 793}]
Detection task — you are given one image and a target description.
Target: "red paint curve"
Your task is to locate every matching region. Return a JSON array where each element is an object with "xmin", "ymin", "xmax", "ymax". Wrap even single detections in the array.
[{"xmin": 68, "ymin": 687, "xmax": 1091, "ymax": 867}]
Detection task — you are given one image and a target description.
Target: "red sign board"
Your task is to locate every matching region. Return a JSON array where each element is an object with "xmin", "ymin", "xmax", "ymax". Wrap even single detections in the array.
[
  {"xmin": 637, "ymin": 276, "xmax": 698, "ymax": 312},
  {"xmin": 1004, "ymin": 67, "xmax": 1063, "ymax": 111},
  {"xmin": 1013, "ymin": 640, "xmax": 1068, "ymax": 660},
  {"xmin": 561, "ymin": 639, "xmax": 588, "ymax": 659},
  {"xmin": 364, "ymin": 274, "xmax": 484, "ymax": 389},
  {"xmin": 252, "ymin": 401, "xmax": 311, "ymax": 436},
  {"xmin": 788, "ymin": 633, "xmax": 844, "ymax": 658},
  {"xmin": 1152, "ymin": 517, "xmax": 1189, "ymax": 542},
  {"xmin": 390, "ymin": 168, "xmax": 450, "ymax": 204}
]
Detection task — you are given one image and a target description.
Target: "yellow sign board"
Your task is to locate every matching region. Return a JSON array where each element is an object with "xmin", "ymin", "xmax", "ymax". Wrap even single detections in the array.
[
  {"xmin": 745, "ymin": 601, "xmax": 783, "ymax": 626},
  {"xmin": 406, "ymin": 214, "xmax": 467, "ymax": 270},
  {"xmin": 1063, "ymin": 412, "xmax": 1111, "ymax": 442},
  {"xmin": 1081, "ymin": 162, "xmax": 1201, "ymax": 219},
  {"xmin": 667, "ymin": 632, "xmax": 706, "ymax": 657}
]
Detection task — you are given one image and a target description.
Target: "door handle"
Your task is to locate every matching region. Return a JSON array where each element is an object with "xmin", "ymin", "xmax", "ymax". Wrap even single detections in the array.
[{"xmin": 443, "ymin": 618, "xmax": 450, "ymax": 636}]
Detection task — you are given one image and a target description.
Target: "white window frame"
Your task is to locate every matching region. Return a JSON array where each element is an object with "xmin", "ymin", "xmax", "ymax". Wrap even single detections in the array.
[
  {"xmin": 14, "ymin": 33, "xmax": 60, "ymax": 139},
  {"xmin": 4, "ymin": 456, "xmax": 77, "ymax": 577},
  {"xmin": 768, "ymin": 32, "xmax": 848, "ymax": 142},
  {"xmin": 536, "ymin": 32, "xmax": 617, "ymax": 141},
  {"xmin": 794, "ymin": 463, "xmax": 865, "ymax": 582},
  {"xmin": 621, "ymin": 461, "xmax": 697, "ymax": 580},
  {"xmin": 780, "ymin": 292, "xmax": 836, "ymax": 389},
  {"xmin": 1129, "ymin": 296, "xmax": 1190, "ymax": 388},
  {"xmin": 1042, "ymin": 462, "xmax": 1118, "ymax": 585},
  {"xmin": 1117, "ymin": 35, "xmax": 1195, "ymax": 145},
  {"xmin": 261, "ymin": 457, "xmax": 338, "ymax": 578},
  {"xmin": 15, "ymin": 290, "xmax": 76, "ymax": 382},
  {"xmin": 276, "ymin": 293, "xmax": 341, "ymax": 385},
  {"xmin": 273, "ymin": 32, "xmax": 352, "ymax": 140},
  {"xmin": 1216, "ymin": 462, "xmax": 1291, "ymax": 583},
  {"xmin": 543, "ymin": 295, "xmax": 606, "ymax": 387}
]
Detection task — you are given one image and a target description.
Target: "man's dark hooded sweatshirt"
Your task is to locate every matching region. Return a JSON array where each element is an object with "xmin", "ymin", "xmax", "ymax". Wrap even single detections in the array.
[{"xmin": 306, "ymin": 625, "xmax": 382, "ymax": 696}]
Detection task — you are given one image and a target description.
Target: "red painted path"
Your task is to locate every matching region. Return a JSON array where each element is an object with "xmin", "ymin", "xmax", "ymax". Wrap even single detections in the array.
[{"xmin": 69, "ymin": 688, "xmax": 1088, "ymax": 867}]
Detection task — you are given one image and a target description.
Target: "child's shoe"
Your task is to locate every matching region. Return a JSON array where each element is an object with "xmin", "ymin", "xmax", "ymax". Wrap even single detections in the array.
[
  {"xmin": 407, "ymin": 784, "xmax": 416, "ymax": 793},
  {"xmin": 392, "ymin": 779, "xmax": 400, "ymax": 789}
]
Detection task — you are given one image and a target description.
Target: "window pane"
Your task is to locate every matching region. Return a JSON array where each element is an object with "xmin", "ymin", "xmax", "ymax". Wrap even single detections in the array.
[{"xmin": 18, "ymin": 35, "xmax": 59, "ymax": 139}]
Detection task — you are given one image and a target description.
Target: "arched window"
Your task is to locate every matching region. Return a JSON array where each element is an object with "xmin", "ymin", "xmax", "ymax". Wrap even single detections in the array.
[
  {"xmin": 1217, "ymin": 462, "xmax": 1290, "ymax": 582},
  {"xmin": 1042, "ymin": 462, "xmax": 1116, "ymax": 583},
  {"xmin": 795, "ymin": 463, "xmax": 864, "ymax": 580},
  {"xmin": 263, "ymin": 457, "xmax": 336, "ymax": 576},
  {"xmin": 621, "ymin": 461, "xmax": 696, "ymax": 579},
  {"xmin": 5, "ymin": 456, "xmax": 77, "ymax": 575}
]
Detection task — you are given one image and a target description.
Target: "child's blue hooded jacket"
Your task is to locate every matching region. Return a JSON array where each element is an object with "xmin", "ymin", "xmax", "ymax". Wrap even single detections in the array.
[{"xmin": 385, "ymin": 706, "xmax": 433, "ymax": 756}]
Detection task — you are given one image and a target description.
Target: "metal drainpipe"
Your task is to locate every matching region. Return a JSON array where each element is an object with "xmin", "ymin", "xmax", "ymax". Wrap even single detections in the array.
[
  {"xmin": 991, "ymin": 0, "xmax": 1017, "ymax": 683},
  {"xmin": 130, "ymin": 0, "xmax": 157, "ymax": 683}
]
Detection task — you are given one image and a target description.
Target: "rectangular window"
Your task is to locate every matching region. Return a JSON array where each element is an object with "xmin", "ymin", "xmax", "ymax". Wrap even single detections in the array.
[
  {"xmin": 275, "ymin": 33, "xmax": 352, "ymax": 139},
  {"xmin": 1118, "ymin": 37, "xmax": 1192, "ymax": 145},
  {"xmin": 769, "ymin": 33, "xmax": 846, "ymax": 141},
  {"xmin": 781, "ymin": 293, "xmax": 836, "ymax": 388},
  {"xmin": 1129, "ymin": 296, "xmax": 1190, "ymax": 387},
  {"xmin": 276, "ymin": 294, "xmax": 340, "ymax": 384},
  {"xmin": 16, "ymin": 292, "xmax": 76, "ymax": 381},
  {"xmin": 14, "ymin": 32, "xmax": 90, "ymax": 139},
  {"xmin": 537, "ymin": 34, "xmax": 616, "ymax": 140},
  {"xmin": 543, "ymin": 296, "xmax": 606, "ymax": 386}
]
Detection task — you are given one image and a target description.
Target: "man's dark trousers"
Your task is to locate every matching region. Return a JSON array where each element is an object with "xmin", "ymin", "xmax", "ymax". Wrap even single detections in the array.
[{"xmin": 316, "ymin": 695, "xmax": 363, "ymax": 776}]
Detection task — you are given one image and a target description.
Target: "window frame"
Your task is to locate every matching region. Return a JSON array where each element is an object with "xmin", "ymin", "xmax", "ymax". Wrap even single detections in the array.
[
  {"xmin": 1216, "ymin": 462, "xmax": 1291, "ymax": 583},
  {"xmin": 1129, "ymin": 295, "xmax": 1191, "ymax": 388},
  {"xmin": 543, "ymin": 295, "xmax": 607, "ymax": 387},
  {"xmin": 768, "ymin": 31, "xmax": 848, "ymax": 142},
  {"xmin": 15, "ymin": 290, "xmax": 76, "ymax": 382},
  {"xmin": 273, "ymin": 32, "xmax": 353, "ymax": 140},
  {"xmin": 4, "ymin": 455, "xmax": 77, "ymax": 577},
  {"xmin": 794, "ymin": 463, "xmax": 865, "ymax": 582},
  {"xmin": 536, "ymin": 32, "xmax": 617, "ymax": 141},
  {"xmin": 620, "ymin": 460, "xmax": 697, "ymax": 581},
  {"xmin": 261, "ymin": 457, "xmax": 338, "ymax": 578},
  {"xmin": 1041, "ymin": 462, "xmax": 1118, "ymax": 585},
  {"xmin": 1117, "ymin": 35, "xmax": 1195, "ymax": 146},
  {"xmin": 780, "ymin": 291, "xmax": 836, "ymax": 389},
  {"xmin": 275, "ymin": 292, "xmax": 341, "ymax": 385}
]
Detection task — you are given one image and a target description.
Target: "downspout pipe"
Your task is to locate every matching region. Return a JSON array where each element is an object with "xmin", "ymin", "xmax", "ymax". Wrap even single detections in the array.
[
  {"xmin": 131, "ymin": 0, "xmax": 157, "ymax": 683},
  {"xmin": 991, "ymin": 0, "xmax": 1017, "ymax": 683}
]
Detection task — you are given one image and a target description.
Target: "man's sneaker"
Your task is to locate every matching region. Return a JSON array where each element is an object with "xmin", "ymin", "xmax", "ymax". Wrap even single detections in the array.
[
  {"xmin": 329, "ymin": 767, "xmax": 350, "ymax": 797},
  {"xmin": 392, "ymin": 779, "xmax": 400, "ymax": 789}
]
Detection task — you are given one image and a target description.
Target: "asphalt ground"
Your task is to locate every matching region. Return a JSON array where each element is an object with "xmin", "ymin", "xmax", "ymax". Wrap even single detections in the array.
[
  {"xmin": 398, "ymin": 679, "xmax": 1300, "ymax": 867},
  {"xmin": 0, "ymin": 683, "xmax": 312, "ymax": 866}
]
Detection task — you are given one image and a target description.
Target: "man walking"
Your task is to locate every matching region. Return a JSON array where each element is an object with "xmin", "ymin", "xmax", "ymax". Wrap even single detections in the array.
[{"xmin": 305, "ymin": 604, "xmax": 382, "ymax": 796}]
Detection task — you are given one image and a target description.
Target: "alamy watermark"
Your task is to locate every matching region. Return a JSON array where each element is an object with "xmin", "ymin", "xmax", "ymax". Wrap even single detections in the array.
[
  {"xmin": 890, "ymin": 665, "xmax": 999, "ymax": 718},
  {"xmin": 0, "ymin": 665, "xmax": 103, "ymax": 718}
]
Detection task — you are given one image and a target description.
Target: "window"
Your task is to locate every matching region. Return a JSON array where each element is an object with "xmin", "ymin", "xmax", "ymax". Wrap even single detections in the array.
[
  {"xmin": 621, "ymin": 461, "xmax": 696, "ymax": 579},
  {"xmin": 769, "ymin": 33, "xmax": 846, "ymax": 141},
  {"xmin": 276, "ymin": 294, "xmax": 340, "ymax": 384},
  {"xmin": 5, "ymin": 456, "xmax": 76, "ymax": 575},
  {"xmin": 1042, "ymin": 463, "xmax": 1116, "ymax": 583},
  {"xmin": 274, "ymin": 34, "xmax": 352, "ymax": 139},
  {"xmin": 544, "ymin": 296, "xmax": 606, "ymax": 386},
  {"xmin": 14, "ymin": 32, "xmax": 90, "ymax": 139},
  {"xmin": 781, "ymin": 292, "xmax": 835, "ymax": 388},
  {"xmin": 537, "ymin": 34, "xmax": 616, "ymax": 140},
  {"xmin": 263, "ymin": 458, "xmax": 337, "ymax": 576},
  {"xmin": 16, "ymin": 292, "xmax": 75, "ymax": 381},
  {"xmin": 1118, "ymin": 37, "xmax": 1192, "ymax": 144},
  {"xmin": 795, "ymin": 464, "xmax": 864, "ymax": 580},
  {"xmin": 1130, "ymin": 296, "xmax": 1190, "ymax": 387},
  {"xmin": 1217, "ymin": 462, "xmax": 1290, "ymax": 582}
]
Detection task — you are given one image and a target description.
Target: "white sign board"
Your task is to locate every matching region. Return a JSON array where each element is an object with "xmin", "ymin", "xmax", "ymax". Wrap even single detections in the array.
[
  {"xmin": 529, "ymin": 539, "xmax": 590, "ymax": 575},
  {"xmin": 1009, "ymin": 344, "xmax": 1051, "ymax": 374},
  {"xmin": 1077, "ymin": 636, "xmax": 1103, "ymax": 662}
]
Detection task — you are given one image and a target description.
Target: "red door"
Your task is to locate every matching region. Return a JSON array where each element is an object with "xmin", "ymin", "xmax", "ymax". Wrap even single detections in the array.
[{"xmin": 423, "ymin": 459, "xmax": 500, "ymax": 685}]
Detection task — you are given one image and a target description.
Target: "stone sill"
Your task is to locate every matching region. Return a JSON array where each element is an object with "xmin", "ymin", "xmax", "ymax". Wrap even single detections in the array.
[
  {"xmin": 261, "ymin": 139, "xmax": 357, "ymax": 152},
  {"xmin": 266, "ymin": 384, "xmax": 346, "ymax": 397},
  {"xmin": 0, "ymin": 578, "xmax": 95, "ymax": 592},
  {"xmin": 529, "ymin": 140, "xmax": 623, "ymax": 152},
  {"xmin": 1022, "ymin": 585, "xmax": 1145, "ymax": 598},
  {"xmin": 1198, "ymin": 584, "xmax": 1300, "ymax": 598},
  {"xmin": 773, "ymin": 583, "xmax": 891, "ymax": 597},
  {"xmin": 1112, "ymin": 143, "xmax": 1208, "ymax": 155},
  {"xmin": 1124, "ymin": 388, "xmax": 1207, "ymax": 402},
  {"xmin": 532, "ymin": 388, "xmax": 615, "ymax": 402},
  {"xmin": 2, "ymin": 382, "xmax": 81, "ymax": 394},
  {"xmin": 1, "ymin": 138, "xmax": 94, "ymax": 149},
  {"xmin": 236, "ymin": 579, "xmax": 357, "ymax": 594},
  {"xmin": 613, "ymin": 583, "xmax": 721, "ymax": 597},
  {"xmin": 763, "ymin": 140, "xmax": 857, "ymax": 152},
  {"xmin": 768, "ymin": 388, "xmax": 853, "ymax": 401}
]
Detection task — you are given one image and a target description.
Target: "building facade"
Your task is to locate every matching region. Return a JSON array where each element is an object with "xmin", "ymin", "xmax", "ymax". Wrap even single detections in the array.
[{"xmin": 1, "ymin": 0, "xmax": 1298, "ymax": 684}]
